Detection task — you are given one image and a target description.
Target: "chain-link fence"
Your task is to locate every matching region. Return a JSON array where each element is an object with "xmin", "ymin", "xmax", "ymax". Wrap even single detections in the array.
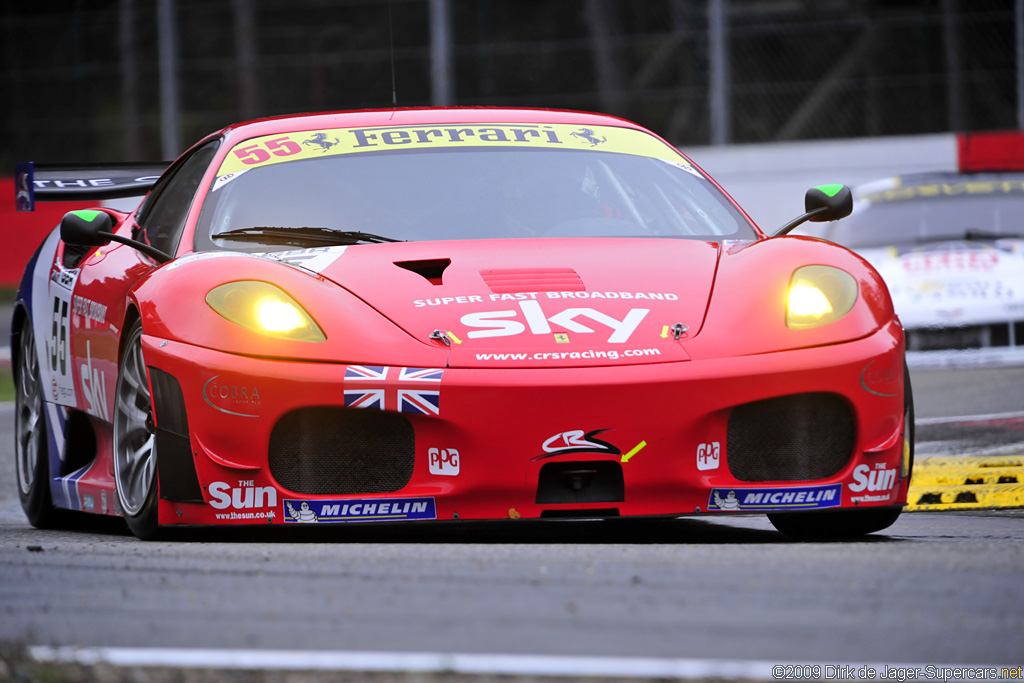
[{"xmin": 1, "ymin": 0, "xmax": 1018, "ymax": 168}]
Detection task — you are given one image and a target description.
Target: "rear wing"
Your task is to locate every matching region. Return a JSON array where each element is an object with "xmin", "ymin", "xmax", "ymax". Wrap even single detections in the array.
[{"xmin": 15, "ymin": 161, "xmax": 170, "ymax": 211}]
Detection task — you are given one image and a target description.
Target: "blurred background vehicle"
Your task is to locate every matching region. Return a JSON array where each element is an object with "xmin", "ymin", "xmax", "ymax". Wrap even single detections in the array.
[{"xmin": 797, "ymin": 132, "xmax": 1024, "ymax": 367}]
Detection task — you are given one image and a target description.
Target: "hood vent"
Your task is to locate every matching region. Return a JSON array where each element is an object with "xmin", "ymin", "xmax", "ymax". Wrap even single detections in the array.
[
  {"xmin": 481, "ymin": 268, "xmax": 585, "ymax": 293},
  {"xmin": 395, "ymin": 258, "xmax": 450, "ymax": 285}
]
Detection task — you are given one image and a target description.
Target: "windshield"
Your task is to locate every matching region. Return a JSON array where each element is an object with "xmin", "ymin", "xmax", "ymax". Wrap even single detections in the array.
[
  {"xmin": 195, "ymin": 126, "xmax": 755, "ymax": 252},
  {"xmin": 829, "ymin": 181, "xmax": 1024, "ymax": 249}
]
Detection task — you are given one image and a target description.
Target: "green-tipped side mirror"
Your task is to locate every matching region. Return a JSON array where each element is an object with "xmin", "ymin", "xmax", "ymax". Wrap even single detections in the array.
[
  {"xmin": 59, "ymin": 209, "xmax": 172, "ymax": 263},
  {"xmin": 60, "ymin": 209, "xmax": 114, "ymax": 247},
  {"xmin": 774, "ymin": 184, "xmax": 853, "ymax": 236},
  {"xmin": 805, "ymin": 184, "xmax": 853, "ymax": 222}
]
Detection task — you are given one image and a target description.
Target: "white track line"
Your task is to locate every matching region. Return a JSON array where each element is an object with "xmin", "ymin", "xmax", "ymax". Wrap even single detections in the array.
[
  {"xmin": 916, "ymin": 410, "xmax": 1024, "ymax": 426},
  {"xmin": 28, "ymin": 646, "xmax": 1018, "ymax": 681}
]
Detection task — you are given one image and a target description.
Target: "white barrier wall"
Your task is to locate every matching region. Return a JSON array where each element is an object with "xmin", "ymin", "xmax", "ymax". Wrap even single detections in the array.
[{"xmin": 684, "ymin": 133, "xmax": 958, "ymax": 232}]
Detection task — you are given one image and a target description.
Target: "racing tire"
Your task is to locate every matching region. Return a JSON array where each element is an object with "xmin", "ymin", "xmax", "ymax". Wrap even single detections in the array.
[
  {"xmin": 767, "ymin": 363, "xmax": 915, "ymax": 540},
  {"xmin": 113, "ymin": 320, "xmax": 162, "ymax": 540},
  {"xmin": 14, "ymin": 320, "xmax": 63, "ymax": 528},
  {"xmin": 767, "ymin": 506, "xmax": 903, "ymax": 540}
]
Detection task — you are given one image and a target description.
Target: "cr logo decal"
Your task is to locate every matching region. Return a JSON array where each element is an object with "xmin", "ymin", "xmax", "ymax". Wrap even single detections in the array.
[{"xmin": 534, "ymin": 429, "xmax": 620, "ymax": 460}]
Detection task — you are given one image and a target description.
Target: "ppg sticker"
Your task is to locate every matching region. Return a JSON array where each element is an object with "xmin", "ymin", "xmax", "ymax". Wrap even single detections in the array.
[{"xmin": 429, "ymin": 448, "xmax": 460, "ymax": 476}]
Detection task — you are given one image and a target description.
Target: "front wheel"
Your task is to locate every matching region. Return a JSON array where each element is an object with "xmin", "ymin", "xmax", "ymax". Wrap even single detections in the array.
[
  {"xmin": 768, "ymin": 362, "xmax": 915, "ymax": 540},
  {"xmin": 113, "ymin": 320, "xmax": 161, "ymax": 540},
  {"xmin": 768, "ymin": 506, "xmax": 903, "ymax": 539}
]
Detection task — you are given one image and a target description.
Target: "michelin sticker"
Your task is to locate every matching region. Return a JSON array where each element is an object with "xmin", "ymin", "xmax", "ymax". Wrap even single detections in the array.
[
  {"xmin": 708, "ymin": 484, "xmax": 842, "ymax": 511},
  {"xmin": 282, "ymin": 497, "xmax": 437, "ymax": 523}
]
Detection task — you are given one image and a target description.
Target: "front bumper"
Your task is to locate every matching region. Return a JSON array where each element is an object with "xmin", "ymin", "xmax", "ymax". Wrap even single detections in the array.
[{"xmin": 141, "ymin": 319, "xmax": 909, "ymax": 526}]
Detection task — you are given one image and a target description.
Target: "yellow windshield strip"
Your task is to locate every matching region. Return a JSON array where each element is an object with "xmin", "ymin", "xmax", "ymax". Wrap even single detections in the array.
[{"xmin": 216, "ymin": 123, "xmax": 693, "ymax": 178}]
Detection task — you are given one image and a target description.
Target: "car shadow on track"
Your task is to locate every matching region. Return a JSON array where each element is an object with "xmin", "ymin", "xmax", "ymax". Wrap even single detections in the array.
[{"xmin": 47, "ymin": 513, "xmax": 901, "ymax": 545}]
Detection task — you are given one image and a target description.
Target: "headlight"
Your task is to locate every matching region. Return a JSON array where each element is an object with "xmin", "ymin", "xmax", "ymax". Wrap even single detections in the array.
[
  {"xmin": 206, "ymin": 281, "xmax": 326, "ymax": 342},
  {"xmin": 786, "ymin": 265, "xmax": 857, "ymax": 329}
]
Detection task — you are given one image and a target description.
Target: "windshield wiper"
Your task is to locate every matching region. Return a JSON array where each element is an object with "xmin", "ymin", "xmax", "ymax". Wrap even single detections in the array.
[{"xmin": 212, "ymin": 226, "xmax": 404, "ymax": 246}]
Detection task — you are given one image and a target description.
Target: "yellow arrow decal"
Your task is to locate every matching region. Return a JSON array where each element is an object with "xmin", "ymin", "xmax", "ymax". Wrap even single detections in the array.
[{"xmin": 621, "ymin": 441, "xmax": 647, "ymax": 463}]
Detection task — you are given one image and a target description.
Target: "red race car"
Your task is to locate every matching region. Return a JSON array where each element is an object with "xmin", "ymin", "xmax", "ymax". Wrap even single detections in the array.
[{"xmin": 13, "ymin": 108, "xmax": 912, "ymax": 540}]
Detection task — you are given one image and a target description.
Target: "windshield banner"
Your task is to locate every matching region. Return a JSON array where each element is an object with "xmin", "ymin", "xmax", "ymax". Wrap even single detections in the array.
[{"xmin": 216, "ymin": 123, "xmax": 692, "ymax": 178}]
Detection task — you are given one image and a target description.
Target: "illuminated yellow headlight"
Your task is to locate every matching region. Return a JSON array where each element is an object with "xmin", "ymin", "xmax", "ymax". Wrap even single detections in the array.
[
  {"xmin": 206, "ymin": 281, "xmax": 326, "ymax": 342},
  {"xmin": 785, "ymin": 265, "xmax": 857, "ymax": 329}
]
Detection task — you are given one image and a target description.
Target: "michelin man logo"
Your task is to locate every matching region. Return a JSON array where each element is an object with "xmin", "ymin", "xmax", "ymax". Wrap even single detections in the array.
[
  {"xmin": 285, "ymin": 501, "xmax": 319, "ymax": 523},
  {"xmin": 712, "ymin": 490, "xmax": 741, "ymax": 511}
]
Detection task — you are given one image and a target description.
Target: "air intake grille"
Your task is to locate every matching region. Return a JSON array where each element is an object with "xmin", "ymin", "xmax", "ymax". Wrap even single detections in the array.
[
  {"xmin": 727, "ymin": 393, "xmax": 854, "ymax": 482},
  {"xmin": 536, "ymin": 460, "xmax": 625, "ymax": 504},
  {"xmin": 269, "ymin": 408, "xmax": 415, "ymax": 495},
  {"xmin": 481, "ymin": 268, "xmax": 584, "ymax": 293},
  {"xmin": 62, "ymin": 243, "xmax": 92, "ymax": 269}
]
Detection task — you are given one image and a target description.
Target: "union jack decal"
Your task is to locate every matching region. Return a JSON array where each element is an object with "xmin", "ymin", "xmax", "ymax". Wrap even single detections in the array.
[
  {"xmin": 344, "ymin": 365, "xmax": 389, "ymax": 381},
  {"xmin": 343, "ymin": 365, "xmax": 444, "ymax": 415},
  {"xmin": 398, "ymin": 367, "xmax": 444, "ymax": 382}
]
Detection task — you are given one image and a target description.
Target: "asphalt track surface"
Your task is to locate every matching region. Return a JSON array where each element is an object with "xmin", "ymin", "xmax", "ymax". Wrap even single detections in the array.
[{"xmin": 1, "ymin": 366, "xmax": 1023, "ymax": 681}]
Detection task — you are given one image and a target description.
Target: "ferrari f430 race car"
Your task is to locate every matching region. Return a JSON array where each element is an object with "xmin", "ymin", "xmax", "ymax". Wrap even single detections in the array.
[{"xmin": 13, "ymin": 108, "xmax": 913, "ymax": 539}]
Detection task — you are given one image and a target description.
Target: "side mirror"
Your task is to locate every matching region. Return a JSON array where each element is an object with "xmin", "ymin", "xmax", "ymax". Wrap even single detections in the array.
[
  {"xmin": 805, "ymin": 184, "xmax": 853, "ymax": 222},
  {"xmin": 773, "ymin": 184, "xmax": 853, "ymax": 236},
  {"xmin": 59, "ymin": 209, "xmax": 171, "ymax": 263},
  {"xmin": 60, "ymin": 209, "xmax": 114, "ymax": 247}
]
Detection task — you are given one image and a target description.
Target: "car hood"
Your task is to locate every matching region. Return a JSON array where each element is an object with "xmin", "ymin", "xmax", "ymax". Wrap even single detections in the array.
[
  {"xmin": 856, "ymin": 239, "xmax": 1024, "ymax": 329},
  {"xmin": 316, "ymin": 238, "xmax": 721, "ymax": 368}
]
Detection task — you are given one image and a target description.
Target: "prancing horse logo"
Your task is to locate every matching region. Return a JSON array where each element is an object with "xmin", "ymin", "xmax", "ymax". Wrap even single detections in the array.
[
  {"xmin": 303, "ymin": 132, "xmax": 340, "ymax": 152},
  {"xmin": 571, "ymin": 128, "xmax": 607, "ymax": 147}
]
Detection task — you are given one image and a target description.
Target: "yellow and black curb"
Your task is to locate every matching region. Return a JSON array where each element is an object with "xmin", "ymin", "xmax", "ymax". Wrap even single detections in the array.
[{"xmin": 906, "ymin": 455, "xmax": 1024, "ymax": 511}]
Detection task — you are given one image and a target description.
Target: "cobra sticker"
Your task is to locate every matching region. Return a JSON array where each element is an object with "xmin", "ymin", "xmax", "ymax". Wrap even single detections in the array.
[
  {"xmin": 282, "ymin": 497, "xmax": 436, "ymax": 523},
  {"xmin": 216, "ymin": 123, "xmax": 698, "ymax": 179},
  {"xmin": 707, "ymin": 484, "xmax": 842, "ymax": 511},
  {"xmin": 204, "ymin": 375, "xmax": 262, "ymax": 418},
  {"xmin": 859, "ymin": 360, "xmax": 899, "ymax": 398}
]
